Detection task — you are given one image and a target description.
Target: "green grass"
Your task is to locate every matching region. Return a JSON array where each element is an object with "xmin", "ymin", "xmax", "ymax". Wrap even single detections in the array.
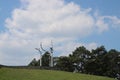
[{"xmin": 0, "ymin": 68, "xmax": 115, "ymax": 80}]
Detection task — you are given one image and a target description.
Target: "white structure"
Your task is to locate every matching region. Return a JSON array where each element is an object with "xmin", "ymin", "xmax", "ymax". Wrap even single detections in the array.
[
  {"xmin": 50, "ymin": 41, "xmax": 54, "ymax": 67},
  {"xmin": 35, "ymin": 47, "xmax": 42, "ymax": 67},
  {"xmin": 40, "ymin": 41, "xmax": 54, "ymax": 67}
]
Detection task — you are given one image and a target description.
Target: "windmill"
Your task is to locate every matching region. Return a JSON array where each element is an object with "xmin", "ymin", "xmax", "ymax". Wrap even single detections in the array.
[
  {"xmin": 35, "ymin": 47, "xmax": 42, "ymax": 67},
  {"xmin": 39, "ymin": 41, "xmax": 54, "ymax": 67},
  {"xmin": 50, "ymin": 40, "xmax": 54, "ymax": 67}
]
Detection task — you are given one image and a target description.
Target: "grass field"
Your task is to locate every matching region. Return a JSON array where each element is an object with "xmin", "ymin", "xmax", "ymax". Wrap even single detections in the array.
[{"xmin": 0, "ymin": 68, "xmax": 115, "ymax": 80}]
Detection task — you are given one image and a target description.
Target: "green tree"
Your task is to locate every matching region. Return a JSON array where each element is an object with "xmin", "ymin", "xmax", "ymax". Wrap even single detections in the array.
[
  {"xmin": 28, "ymin": 45, "xmax": 120, "ymax": 78},
  {"xmin": 56, "ymin": 56, "xmax": 74, "ymax": 72},
  {"xmin": 70, "ymin": 46, "xmax": 91, "ymax": 73},
  {"xmin": 28, "ymin": 58, "xmax": 38, "ymax": 66},
  {"xmin": 85, "ymin": 46, "xmax": 107, "ymax": 75},
  {"xmin": 42, "ymin": 51, "xmax": 50, "ymax": 67},
  {"xmin": 103, "ymin": 49, "xmax": 120, "ymax": 77}
]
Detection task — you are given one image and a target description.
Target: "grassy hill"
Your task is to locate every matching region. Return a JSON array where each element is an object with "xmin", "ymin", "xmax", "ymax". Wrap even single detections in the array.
[{"xmin": 0, "ymin": 68, "xmax": 115, "ymax": 80}]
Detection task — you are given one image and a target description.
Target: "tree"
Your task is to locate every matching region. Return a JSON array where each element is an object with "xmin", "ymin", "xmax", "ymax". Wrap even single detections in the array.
[
  {"xmin": 86, "ymin": 46, "xmax": 107, "ymax": 75},
  {"xmin": 91, "ymin": 46, "xmax": 107, "ymax": 57},
  {"xmin": 42, "ymin": 51, "xmax": 50, "ymax": 67},
  {"xmin": 84, "ymin": 46, "xmax": 107, "ymax": 75},
  {"xmin": 70, "ymin": 46, "xmax": 91, "ymax": 73},
  {"xmin": 28, "ymin": 58, "xmax": 38, "ymax": 66},
  {"xmin": 28, "ymin": 45, "xmax": 120, "ymax": 78},
  {"xmin": 103, "ymin": 49, "xmax": 120, "ymax": 77},
  {"xmin": 56, "ymin": 56, "xmax": 74, "ymax": 72},
  {"xmin": 28, "ymin": 52, "xmax": 51, "ymax": 67}
]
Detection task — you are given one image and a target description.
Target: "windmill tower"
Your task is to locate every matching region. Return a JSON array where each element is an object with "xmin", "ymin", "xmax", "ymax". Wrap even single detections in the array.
[
  {"xmin": 35, "ymin": 45, "xmax": 42, "ymax": 67},
  {"xmin": 50, "ymin": 40, "xmax": 54, "ymax": 67},
  {"xmin": 40, "ymin": 41, "xmax": 54, "ymax": 67}
]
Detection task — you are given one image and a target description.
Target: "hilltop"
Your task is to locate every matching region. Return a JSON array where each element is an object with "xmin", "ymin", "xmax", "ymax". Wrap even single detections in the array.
[{"xmin": 0, "ymin": 68, "xmax": 115, "ymax": 80}]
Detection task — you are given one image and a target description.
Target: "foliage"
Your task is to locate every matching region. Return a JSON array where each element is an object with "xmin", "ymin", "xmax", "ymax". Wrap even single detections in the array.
[
  {"xmin": 56, "ymin": 46, "xmax": 120, "ymax": 78},
  {"xmin": 28, "ymin": 58, "xmax": 38, "ymax": 66},
  {"xmin": 56, "ymin": 56, "xmax": 74, "ymax": 71},
  {"xmin": 28, "ymin": 45, "xmax": 120, "ymax": 78},
  {"xmin": 28, "ymin": 52, "xmax": 51, "ymax": 67},
  {"xmin": 42, "ymin": 51, "xmax": 50, "ymax": 67}
]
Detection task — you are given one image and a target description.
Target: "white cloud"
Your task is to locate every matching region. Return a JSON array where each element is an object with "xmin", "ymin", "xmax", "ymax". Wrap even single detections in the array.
[
  {"xmin": 5, "ymin": 0, "xmax": 95, "ymax": 38},
  {"xmin": 0, "ymin": 0, "xmax": 120, "ymax": 65},
  {"xmin": 95, "ymin": 16, "xmax": 109, "ymax": 33},
  {"xmin": 57, "ymin": 42, "xmax": 98, "ymax": 56},
  {"xmin": 94, "ymin": 12, "xmax": 120, "ymax": 33}
]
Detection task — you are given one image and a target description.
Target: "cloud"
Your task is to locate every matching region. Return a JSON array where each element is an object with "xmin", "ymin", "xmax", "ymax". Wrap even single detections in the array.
[
  {"xmin": 0, "ymin": 0, "xmax": 120, "ymax": 65},
  {"xmin": 95, "ymin": 16, "xmax": 109, "ymax": 33},
  {"xmin": 94, "ymin": 12, "xmax": 120, "ymax": 33},
  {"xmin": 5, "ymin": 0, "xmax": 95, "ymax": 38},
  {"xmin": 57, "ymin": 42, "xmax": 98, "ymax": 56}
]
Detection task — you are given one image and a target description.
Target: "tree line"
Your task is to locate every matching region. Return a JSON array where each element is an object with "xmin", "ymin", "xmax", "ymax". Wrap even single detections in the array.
[{"xmin": 29, "ymin": 45, "xmax": 120, "ymax": 78}]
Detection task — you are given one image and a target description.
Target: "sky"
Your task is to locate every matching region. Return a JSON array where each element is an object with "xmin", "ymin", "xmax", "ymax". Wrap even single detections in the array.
[{"xmin": 0, "ymin": 0, "xmax": 120, "ymax": 65}]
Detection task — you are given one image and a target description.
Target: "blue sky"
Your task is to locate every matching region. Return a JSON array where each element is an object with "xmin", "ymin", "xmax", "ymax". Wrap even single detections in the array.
[
  {"xmin": 0, "ymin": 0, "xmax": 20, "ymax": 31},
  {"xmin": 69, "ymin": 0, "xmax": 120, "ymax": 16},
  {"xmin": 0, "ymin": 0, "xmax": 120, "ymax": 65},
  {"xmin": 74, "ymin": 0, "xmax": 120, "ymax": 51},
  {"xmin": 1, "ymin": 0, "xmax": 120, "ymax": 29}
]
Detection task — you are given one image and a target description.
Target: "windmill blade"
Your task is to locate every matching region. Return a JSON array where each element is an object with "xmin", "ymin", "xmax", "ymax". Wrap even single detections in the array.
[
  {"xmin": 40, "ymin": 42, "xmax": 46, "ymax": 52},
  {"xmin": 51, "ymin": 40, "xmax": 53, "ymax": 47},
  {"xmin": 35, "ymin": 48, "xmax": 40, "ymax": 50},
  {"xmin": 35, "ymin": 48, "xmax": 42, "ymax": 54},
  {"xmin": 50, "ymin": 40, "xmax": 54, "ymax": 53}
]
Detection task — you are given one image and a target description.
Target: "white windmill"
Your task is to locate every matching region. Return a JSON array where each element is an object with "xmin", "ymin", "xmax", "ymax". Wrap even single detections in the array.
[
  {"xmin": 35, "ymin": 46, "xmax": 42, "ymax": 67},
  {"xmin": 39, "ymin": 41, "xmax": 54, "ymax": 67},
  {"xmin": 35, "ymin": 42, "xmax": 48, "ymax": 67},
  {"xmin": 49, "ymin": 41, "xmax": 54, "ymax": 67}
]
